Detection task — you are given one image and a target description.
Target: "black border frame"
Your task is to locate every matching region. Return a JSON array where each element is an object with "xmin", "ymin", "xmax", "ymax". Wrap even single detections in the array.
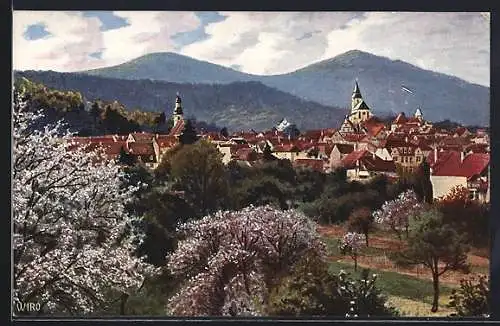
[{"xmin": 7, "ymin": 1, "xmax": 499, "ymax": 325}]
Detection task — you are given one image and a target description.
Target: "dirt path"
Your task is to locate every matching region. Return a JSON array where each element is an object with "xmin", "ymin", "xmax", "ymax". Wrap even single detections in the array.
[{"xmin": 319, "ymin": 224, "xmax": 489, "ymax": 286}]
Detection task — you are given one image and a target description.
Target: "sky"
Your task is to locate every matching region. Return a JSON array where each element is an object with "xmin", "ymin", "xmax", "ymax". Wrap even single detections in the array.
[{"xmin": 13, "ymin": 11, "xmax": 490, "ymax": 86}]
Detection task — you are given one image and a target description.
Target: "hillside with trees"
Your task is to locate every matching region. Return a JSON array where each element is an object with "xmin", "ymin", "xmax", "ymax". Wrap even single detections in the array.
[{"xmin": 14, "ymin": 71, "xmax": 348, "ymax": 132}]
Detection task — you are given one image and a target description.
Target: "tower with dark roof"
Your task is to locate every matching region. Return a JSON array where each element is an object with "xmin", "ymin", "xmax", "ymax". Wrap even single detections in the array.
[
  {"xmin": 348, "ymin": 80, "xmax": 372, "ymax": 126},
  {"xmin": 173, "ymin": 93, "xmax": 184, "ymax": 126},
  {"xmin": 351, "ymin": 80, "xmax": 363, "ymax": 110}
]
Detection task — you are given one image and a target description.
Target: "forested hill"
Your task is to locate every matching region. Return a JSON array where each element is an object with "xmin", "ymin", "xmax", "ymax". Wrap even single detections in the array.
[{"xmin": 14, "ymin": 70, "xmax": 348, "ymax": 132}]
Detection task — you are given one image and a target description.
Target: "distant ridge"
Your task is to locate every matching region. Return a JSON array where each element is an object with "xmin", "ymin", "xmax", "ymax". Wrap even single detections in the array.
[
  {"xmin": 79, "ymin": 50, "xmax": 489, "ymax": 126},
  {"xmin": 15, "ymin": 70, "xmax": 348, "ymax": 132}
]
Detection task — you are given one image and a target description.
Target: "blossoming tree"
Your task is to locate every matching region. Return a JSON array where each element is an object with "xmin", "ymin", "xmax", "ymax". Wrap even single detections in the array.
[
  {"xmin": 166, "ymin": 205, "xmax": 325, "ymax": 316},
  {"xmin": 13, "ymin": 91, "xmax": 157, "ymax": 315},
  {"xmin": 372, "ymin": 189, "xmax": 424, "ymax": 240},
  {"xmin": 339, "ymin": 232, "xmax": 366, "ymax": 271}
]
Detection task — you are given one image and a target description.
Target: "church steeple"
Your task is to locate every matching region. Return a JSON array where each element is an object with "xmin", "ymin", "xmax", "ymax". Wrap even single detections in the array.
[
  {"xmin": 351, "ymin": 80, "xmax": 364, "ymax": 112},
  {"xmin": 352, "ymin": 80, "xmax": 362, "ymax": 99},
  {"xmin": 348, "ymin": 80, "xmax": 372, "ymax": 126},
  {"xmin": 173, "ymin": 92, "xmax": 184, "ymax": 125},
  {"xmin": 414, "ymin": 107, "xmax": 423, "ymax": 120}
]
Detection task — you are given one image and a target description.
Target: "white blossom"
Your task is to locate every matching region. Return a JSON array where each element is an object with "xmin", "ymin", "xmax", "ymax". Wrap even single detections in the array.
[
  {"xmin": 166, "ymin": 205, "xmax": 325, "ymax": 316},
  {"xmin": 12, "ymin": 91, "xmax": 158, "ymax": 315}
]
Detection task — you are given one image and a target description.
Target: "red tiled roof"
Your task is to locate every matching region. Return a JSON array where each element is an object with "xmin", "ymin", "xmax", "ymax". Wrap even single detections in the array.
[
  {"xmin": 341, "ymin": 133, "xmax": 366, "ymax": 142},
  {"xmin": 466, "ymin": 143, "xmax": 489, "ymax": 153},
  {"xmin": 169, "ymin": 119, "xmax": 185, "ymax": 136},
  {"xmin": 293, "ymin": 158, "xmax": 325, "ymax": 172},
  {"xmin": 333, "ymin": 143, "xmax": 355, "ymax": 154},
  {"xmin": 429, "ymin": 150, "xmax": 489, "ymax": 178},
  {"xmin": 235, "ymin": 147, "xmax": 258, "ymax": 161},
  {"xmin": 393, "ymin": 112, "xmax": 408, "ymax": 124},
  {"xmin": 128, "ymin": 142, "xmax": 155, "ymax": 156},
  {"xmin": 324, "ymin": 144, "xmax": 335, "ymax": 157},
  {"xmin": 87, "ymin": 136, "xmax": 116, "ymax": 143},
  {"xmin": 454, "ymin": 127, "xmax": 469, "ymax": 136},
  {"xmin": 362, "ymin": 155, "xmax": 396, "ymax": 172},
  {"xmin": 341, "ymin": 150, "xmax": 369, "ymax": 168},
  {"xmin": 129, "ymin": 132, "xmax": 155, "ymax": 142},
  {"xmin": 273, "ymin": 144, "xmax": 301, "ymax": 152},
  {"xmin": 230, "ymin": 143, "xmax": 251, "ymax": 154}
]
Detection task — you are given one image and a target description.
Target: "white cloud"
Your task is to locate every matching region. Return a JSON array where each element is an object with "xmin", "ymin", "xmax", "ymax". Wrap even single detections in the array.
[
  {"xmin": 13, "ymin": 11, "xmax": 104, "ymax": 71},
  {"xmin": 321, "ymin": 12, "xmax": 490, "ymax": 86},
  {"xmin": 181, "ymin": 12, "xmax": 362, "ymax": 74},
  {"xmin": 182, "ymin": 11, "xmax": 489, "ymax": 86},
  {"xmin": 13, "ymin": 11, "xmax": 201, "ymax": 71},
  {"xmin": 100, "ymin": 11, "xmax": 201, "ymax": 66},
  {"xmin": 13, "ymin": 11, "xmax": 489, "ymax": 86}
]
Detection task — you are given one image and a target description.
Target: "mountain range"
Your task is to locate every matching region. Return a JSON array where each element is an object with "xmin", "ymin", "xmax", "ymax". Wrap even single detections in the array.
[
  {"xmin": 16, "ymin": 50, "xmax": 490, "ymax": 129},
  {"xmin": 15, "ymin": 71, "xmax": 347, "ymax": 132}
]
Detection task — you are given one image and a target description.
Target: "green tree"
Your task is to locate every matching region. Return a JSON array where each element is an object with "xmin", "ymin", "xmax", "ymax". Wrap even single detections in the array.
[
  {"xmin": 178, "ymin": 119, "xmax": 199, "ymax": 145},
  {"xmin": 448, "ymin": 275, "xmax": 490, "ymax": 317},
  {"xmin": 436, "ymin": 185, "xmax": 489, "ymax": 248},
  {"xmin": 118, "ymin": 146, "xmax": 136, "ymax": 166},
  {"xmin": 220, "ymin": 127, "xmax": 229, "ymax": 138},
  {"xmin": 169, "ymin": 140, "xmax": 229, "ymax": 216},
  {"xmin": 390, "ymin": 208, "xmax": 470, "ymax": 312},
  {"xmin": 231, "ymin": 175, "xmax": 289, "ymax": 210},
  {"xmin": 347, "ymin": 207, "xmax": 375, "ymax": 247},
  {"xmin": 263, "ymin": 143, "xmax": 276, "ymax": 161},
  {"xmin": 268, "ymin": 251, "xmax": 398, "ymax": 317}
]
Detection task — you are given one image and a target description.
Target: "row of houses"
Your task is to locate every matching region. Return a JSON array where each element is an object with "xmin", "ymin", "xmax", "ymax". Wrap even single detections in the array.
[{"xmin": 65, "ymin": 85, "xmax": 490, "ymax": 203}]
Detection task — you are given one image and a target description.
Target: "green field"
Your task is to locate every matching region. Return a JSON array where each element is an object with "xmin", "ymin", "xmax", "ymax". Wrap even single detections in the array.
[{"xmin": 326, "ymin": 260, "xmax": 453, "ymax": 306}]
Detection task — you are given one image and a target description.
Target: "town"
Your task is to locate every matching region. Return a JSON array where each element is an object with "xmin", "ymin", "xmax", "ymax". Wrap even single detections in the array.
[{"xmin": 67, "ymin": 81, "xmax": 490, "ymax": 204}]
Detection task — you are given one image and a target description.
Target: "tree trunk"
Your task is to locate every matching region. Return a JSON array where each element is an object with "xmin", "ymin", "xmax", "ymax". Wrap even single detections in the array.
[
  {"xmin": 120, "ymin": 293, "xmax": 129, "ymax": 315},
  {"xmin": 354, "ymin": 254, "xmax": 358, "ymax": 272},
  {"xmin": 431, "ymin": 272, "xmax": 440, "ymax": 312},
  {"xmin": 365, "ymin": 232, "xmax": 369, "ymax": 247}
]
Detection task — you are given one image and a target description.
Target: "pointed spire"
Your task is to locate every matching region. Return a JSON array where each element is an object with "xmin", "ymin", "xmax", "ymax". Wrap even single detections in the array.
[
  {"xmin": 415, "ymin": 106, "xmax": 423, "ymax": 118},
  {"xmin": 352, "ymin": 80, "xmax": 362, "ymax": 99}
]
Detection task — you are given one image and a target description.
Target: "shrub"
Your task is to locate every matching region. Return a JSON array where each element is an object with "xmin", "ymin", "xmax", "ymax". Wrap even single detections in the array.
[
  {"xmin": 448, "ymin": 275, "xmax": 490, "ymax": 317},
  {"xmin": 268, "ymin": 252, "xmax": 398, "ymax": 317}
]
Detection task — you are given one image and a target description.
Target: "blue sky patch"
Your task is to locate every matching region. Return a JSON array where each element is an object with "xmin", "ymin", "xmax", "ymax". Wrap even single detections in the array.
[
  {"xmin": 172, "ymin": 11, "xmax": 227, "ymax": 49},
  {"xmin": 24, "ymin": 23, "xmax": 51, "ymax": 40},
  {"xmin": 83, "ymin": 11, "xmax": 130, "ymax": 31},
  {"xmin": 89, "ymin": 51, "xmax": 103, "ymax": 59}
]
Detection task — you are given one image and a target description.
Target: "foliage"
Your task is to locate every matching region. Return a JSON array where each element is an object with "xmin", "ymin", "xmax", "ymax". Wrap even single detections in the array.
[
  {"xmin": 135, "ymin": 188, "xmax": 196, "ymax": 266},
  {"xmin": 169, "ymin": 140, "xmax": 229, "ymax": 216},
  {"xmin": 448, "ymin": 275, "xmax": 489, "ymax": 317},
  {"xmin": 178, "ymin": 119, "xmax": 199, "ymax": 145},
  {"xmin": 315, "ymin": 189, "xmax": 381, "ymax": 224},
  {"xmin": 339, "ymin": 232, "xmax": 366, "ymax": 271},
  {"xmin": 165, "ymin": 205, "xmax": 325, "ymax": 316},
  {"xmin": 373, "ymin": 189, "xmax": 424, "ymax": 240},
  {"xmin": 390, "ymin": 208, "xmax": 470, "ymax": 312},
  {"xmin": 14, "ymin": 71, "xmax": 348, "ymax": 132},
  {"xmin": 12, "ymin": 91, "xmax": 158, "ymax": 315},
  {"xmin": 268, "ymin": 251, "xmax": 398, "ymax": 317},
  {"xmin": 436, "ymin": 185, "xmax": 489, "ymax": 248},
  {"xmin": 293, "ymin": 167, "xmax": 326, "ymax": 203},
  {"xmin": 346, "ymin": 207, "xmax": 375, "ymax": 246},
  {"xmin": 118, "ymin": 146, "xmax": 137, "ymax": 166},
  {"xmin": 154, "ymin": 144, "xmax": 183, "ymax": 180},
  {"xmin": 263, "ymin": 143, "xmax": 276, "ymax": 161},
  {"xmin": 230, "ymin": 175, "xmax": 290, "ymax": 211}
]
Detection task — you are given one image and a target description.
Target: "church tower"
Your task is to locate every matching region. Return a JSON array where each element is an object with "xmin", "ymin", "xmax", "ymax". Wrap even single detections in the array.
[
  {"xmin": 351, "ymin": 81, "xmax": 363, "ymax": 111},
  {"xmin": 414, "ymin": 107, "xmax": 423, "ymax": 121},
  {"xmin": 348, "ymin": 80, "xmax": 372, "ymax": 125},
  {"xmin": 173, "ymin": 93, "xmax": 184, "ymax": 126}
]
